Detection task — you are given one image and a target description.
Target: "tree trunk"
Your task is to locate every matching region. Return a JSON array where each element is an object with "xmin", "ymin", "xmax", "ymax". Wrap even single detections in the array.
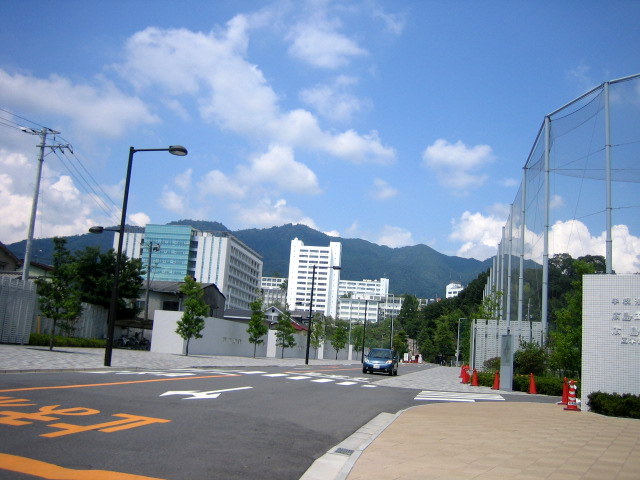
[
  {"xmin": 49, "ymin": 320, "xmax": 56, "ymax": 351},
  {"xmin": 185, "ymin": 338, "xmax": 190, "ymax": 356},
  {"xmin": 253, "ymin": 343, "xmax": 257, "ymax": 358}
]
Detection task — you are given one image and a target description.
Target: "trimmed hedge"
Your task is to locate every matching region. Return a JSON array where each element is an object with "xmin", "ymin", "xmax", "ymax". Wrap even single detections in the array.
[
  {"xmin": 588, "ymin": 392, "xmax": 640, "ymax": 419},
  {"xmin": 468, "ymin": 369, "xmax": 577, "ymax": 397},
  {"xmin": 29, "ymin": 333, "xmax": 106, "ymax": 348}
]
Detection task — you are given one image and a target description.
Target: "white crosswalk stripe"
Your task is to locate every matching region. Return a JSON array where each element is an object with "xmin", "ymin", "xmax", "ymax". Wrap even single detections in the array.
[{"xmin": 414, "ymin": 390, "xmax": 505, "ymax": 402}]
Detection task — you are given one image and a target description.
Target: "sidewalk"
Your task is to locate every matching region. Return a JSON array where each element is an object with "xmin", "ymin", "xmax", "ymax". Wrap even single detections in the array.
[{"xmin": 2, "ymin": 345, "xmax": 639, "ymax": 479}]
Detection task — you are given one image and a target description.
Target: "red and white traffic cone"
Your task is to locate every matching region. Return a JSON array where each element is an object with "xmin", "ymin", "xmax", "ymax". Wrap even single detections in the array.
[
  {"xmin": 528, "ymin": 373, "xmax": 537, "ymax": 394},
  {"xmin": 564, "ymin": 380, "xmax": 581, "ymax": 411},
  {"xmin": 460, "ymin": 366, "xmax": 470, "ymax": 384},
  {"xmin": 491, "ymin": 370, "xmax": 500, "ymax": 390},
  {"xmin": 459, "ymin": 365, "xmax": 466, "ymax": 378},
  {"xmin": 471, "ymin": 369, "xmax": 479, "ymax": 387},
  {"xmin": 557, "ymin": 377, "xmax": 569, "ymax": 405}
]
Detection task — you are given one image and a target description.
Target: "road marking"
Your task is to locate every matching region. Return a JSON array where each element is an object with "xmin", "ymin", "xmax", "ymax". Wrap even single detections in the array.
[
  {"xmin": 336, "ymin": 381, "xmax": 357, "ymax": 386},
  {"xmin": 240, "ymin": 371, "xmax": 267, "ymax": 374},
  {"xmin": 361, "ymin": 385, "xmax": 377, "ymax": 388},
  {"xmin": 262, "ymin": 373, "xmax": 289, "ymax": 377},
  {"xmin": 285, "ymin": 376, "xmax": 312, "ymax": 380},
  {"xmin": 0, "ymin": 374, "xmax": 240, "ymax": 394},
  {"xmin": 414, "ymin": 391, "xmax": 505, "ymax": 402},
  {"xmin": 311, "ymin": 379, "xmax": 334, "ymax": 383},
  {"xmin": 0, "ymin": 453, "xmax": 168, "ymax": 479},
  {"xmin": 159, "ymin": 386, "xmax": 253, "ymax": 400}
]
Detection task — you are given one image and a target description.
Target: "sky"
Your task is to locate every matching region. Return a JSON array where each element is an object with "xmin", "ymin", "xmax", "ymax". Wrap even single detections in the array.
[{"xmin": 1, "ymin": 0, "xmax": 639, "ymax": 270}]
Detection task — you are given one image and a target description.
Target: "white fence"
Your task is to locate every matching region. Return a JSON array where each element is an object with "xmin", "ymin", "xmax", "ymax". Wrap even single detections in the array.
[{"xmin": 471, "ymin": 318, "xmax": 543, "ymax": 370}]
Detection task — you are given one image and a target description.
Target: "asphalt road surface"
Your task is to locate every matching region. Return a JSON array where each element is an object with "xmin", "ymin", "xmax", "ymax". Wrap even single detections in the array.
[{"xmin": 0, "ymin": 364, "xmax": 425, "ymax": 480}]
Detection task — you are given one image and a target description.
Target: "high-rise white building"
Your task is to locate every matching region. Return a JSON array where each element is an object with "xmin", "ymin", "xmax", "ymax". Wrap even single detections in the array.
[
  {"xmin": 118, "ymin": 225, "xmax": 262, "ymax": 310},
  {"xmin": 338, "ymin": 278, "xmax": 389, "ymax": 300},
  {"xmin": 286, "ymin": 238, "xmax": 342, "ymax": 318},
  {"xmin": 260, "ymin": 277, "xmax": 287, "ymax": 307}
]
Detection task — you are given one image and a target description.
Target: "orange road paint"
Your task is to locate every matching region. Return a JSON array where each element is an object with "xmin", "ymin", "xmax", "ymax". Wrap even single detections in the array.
[
  {"xmin": 0, "ymin": 374, "xmax": 240, "ymax": 394},
  {"xmin": 0, "ymin": 453, "xmax": 168, "ymax": 479}
]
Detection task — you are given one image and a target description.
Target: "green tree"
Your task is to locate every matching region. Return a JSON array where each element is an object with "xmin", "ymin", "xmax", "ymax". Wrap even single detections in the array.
[
  {"xmin": 433, "ymin": 318, "xmax": 456, "ymax": 365},
  {"xmin": 514, "ymin": 341, "xmax": 547, "ymax": 376},
  {"xmin": 35, "ymin": 237, "xmax": 83, "ymax": 350},
  {"xmin": 351, "ymin": 324, "xmax": 364, "ymax": 356},
  {"xmin": 548, "ymin": 259, "xmax": 597, "ymax": 377},
  {"xmin": 175, "ymin": 276, "xmax": 209, "ymax": 356},
  {"xmin": 310, "ymin": 313, "xmax": 326, "ymax": 359},
  {"xmin": 73, "ymin": 246, "xmax": 143, "ymax": 320},
  {"xmin": 392, "ymin": 329, "xmax": 409, "ymax": 356},
  {"xmin": 275, "ymin": 311, "xmax": 296, "ymax": 358},
  {"xmin": 247, "ymin": 299, "xmax": 269, "ymax": 358},
  {"xmin": 330, "ymin": 320, "xmax": 348, "ymax": 359},
  {"xmin": 397, "ymin": 294, "xmax": 421, "ymax": 338}
]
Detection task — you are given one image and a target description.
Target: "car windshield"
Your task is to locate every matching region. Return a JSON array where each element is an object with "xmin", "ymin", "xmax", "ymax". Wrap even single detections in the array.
[{"xmin": 369, "ymin": 349, "xmax": 393, "ymax": 359}]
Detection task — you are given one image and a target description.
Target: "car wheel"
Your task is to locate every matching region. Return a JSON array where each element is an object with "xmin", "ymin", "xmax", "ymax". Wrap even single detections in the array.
[
  {"xmin": 394, "ymin": 368, "xmax": 398, "ymax": 376},
  {"xmin": 388, "ymin": 368, "xmax": 393, "ymax": 376},
  {"xmin": 362, "ymin": 368, "xmax": 367, "ymax": 374}
]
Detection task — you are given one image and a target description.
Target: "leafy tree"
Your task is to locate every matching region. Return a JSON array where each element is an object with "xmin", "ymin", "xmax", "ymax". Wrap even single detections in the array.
[
  {"xmin": 35, "ymin": 237, "xmax": 83, "ymax": 350},
  {"xmin": 392, "ymin": 329, "xmax": 409, "ymax": 356},
  {"xmin": 73, "ymin": 246, "xmax": 143, "ymax": 320},
  {"xmin": 310, "ymin": 313, "xmax": 326, "ymax": 359},
  {"xmin": 330, "ymin": 320, "xmax": 348, "ymax": 359},
  {"xmin": 433, "ymin": 318, "xmax": 456, "ymax": 365},
  {"xmin": 351, "ymin": 324, "xmax": 364, "ymax": 355},
  {"xmin": 175, "ymin": 276, "xmax": 209, "ymax": 356},
  {"xmin": 247, "ymin": 299, "xmax": 269, "ymax": 358},
  {"xmin": 275, "ymin": 311, "xmax": 296, "ymax": 358},
  {"xmin": 396, "ymin": 294, "xmax": 421, "ymax": 338}
]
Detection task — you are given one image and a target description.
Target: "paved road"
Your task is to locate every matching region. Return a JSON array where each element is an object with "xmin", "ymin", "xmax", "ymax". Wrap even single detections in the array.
[{"xmin": 0, "ymin": 364, "xmax": 424, "ymax": 480}]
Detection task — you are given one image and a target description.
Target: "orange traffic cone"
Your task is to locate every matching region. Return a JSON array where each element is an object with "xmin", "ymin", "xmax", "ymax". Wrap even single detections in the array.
[
  {"xmin": 460, "ymin": 367, "xmax": 469, "ymax": 384},
  {"xmin": 528, "ymin": 373, "xmax": 537, "ymax": 394},
  {"xmin": 459, "ymin": 365, "xmax": 466, "ymax": 378},
  {"xmin": 564, "ymin": 380, "xmax": 581, "ymax": 411},
  {"xmin": 471, "ymin": 368, "xmax": 479, "ymax": 386},
  {"xmin": 557, "ymin": 377, "xmax": 569, "ymax": 405},
  {"xmin": 491, "ymin": 371, "xmax": 500, "ymax": 390}
]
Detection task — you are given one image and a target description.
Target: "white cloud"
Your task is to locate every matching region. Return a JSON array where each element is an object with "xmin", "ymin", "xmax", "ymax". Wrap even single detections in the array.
[
  {"xmin": 0, "ymin": 69, "xmax": 159, "ymax": 138},
  {"xmin": 117, "ymin": 24, "xmax": 394, "ymax": 164},
  {"xmin": 237, "ymin": 144, "xmax": 321, "ymax": 194},
  {"xmin": 550, "ymin": 194, "xmax": 565, "ymax": 209},
  {"xmin": 128, "ymin": 212, "xmax": 151, "ymax": 227},
  {"xmin": 372, "ymin": 178, "xmax": 398, "ymax": 200},
  {"xmin": 377, "ymin": 225, "xmax": 414, "ymax": 248},
  {"xmin": 197, "ymin": 170, "xmax": 247, "ymax": 199},
  {"xmin": 299, "ymin": 76, "xmax": 369, "ymax": 123},
  {"xmin": 159, "ymin": 188, "xmax": 186, "ymax": 214},
  {"xmin": 174, "ymin": 169, "xmax": 193, "ymax": 191},
  {"xmin": 422, "ymin": 139, "xmax": 494, "ymax": 192},
  {"xmin": 324, "ymin": 230, "xmax": 341, "ymax": 237},
  {"xmin": 233, "ymin": 197, "xmax": 313, "ymax": 228},
  {"xmin": 450, "ymin": 210, "xmax": 506, "ymax": 260},
  {"xmin": 287, "ymin": 18, "xmax": 367, "ymax": 69}
]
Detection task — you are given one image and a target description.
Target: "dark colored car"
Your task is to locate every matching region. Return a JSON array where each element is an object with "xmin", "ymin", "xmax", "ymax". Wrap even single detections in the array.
[{"xmin": 362, "ymin": 348, "xmax": 399, "ymax": 376}]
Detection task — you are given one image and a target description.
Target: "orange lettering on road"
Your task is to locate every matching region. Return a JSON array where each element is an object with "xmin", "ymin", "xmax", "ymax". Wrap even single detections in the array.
[
  {"xmin": 0, "ymin": 453, "xmax": 169, "ymax": 479},
  {"xmin": 0, "ymin": 405, "xmax": 99, "ymax": 426},
  {"xmin": 42, "ymin": 413, "xmax": 171, "ymax": 438},
  {"xmin": 0, "ymin": 373, "xmax": 240, "ymax": 394},
  {"xmin": 0, "ymin": 396, "xmax": 34, "ymax": 407}
]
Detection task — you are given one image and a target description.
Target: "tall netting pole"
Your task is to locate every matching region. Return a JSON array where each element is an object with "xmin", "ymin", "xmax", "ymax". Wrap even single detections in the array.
[
  {"xmin": 542, "ymin": 115, "xmax": 550, "ymax": 345},
  {"xmin": 517, "ymin": 167, "xmax": 526, "ymax": 325},
  {"xmin": 604, "ymin": 81, "xmax": 613, "ymax": 274}
]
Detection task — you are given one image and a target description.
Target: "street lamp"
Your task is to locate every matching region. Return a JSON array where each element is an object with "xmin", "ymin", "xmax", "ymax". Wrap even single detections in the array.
[
  {"xmin": 456, "ymin": 318, "xmax": 468, "ymax": 367},
  {"xmin": 142, "ymin": 240, "xmax": 160, "ymax": 336},
  {"xmin": 361, "ymin": 299, "xmax": 369, "ymax": 363},
  {"xmin": 91, "ymin": 145, "xmax": 187, "ymax": 367},
  {"xmin": 304, "ymin": 264, "xmax": 341, "ymax": 365}
]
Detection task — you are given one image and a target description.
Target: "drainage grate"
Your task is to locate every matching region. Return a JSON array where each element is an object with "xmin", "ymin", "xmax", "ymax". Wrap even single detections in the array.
[{"xmin": 334, "ymin": 448, "xmax": 354, "ymax": 456}]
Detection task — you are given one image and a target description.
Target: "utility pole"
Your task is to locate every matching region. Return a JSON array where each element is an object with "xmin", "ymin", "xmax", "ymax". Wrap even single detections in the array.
[{"xmin": 21, "ymin": 127, "xmax": 71, "ymax": 281}]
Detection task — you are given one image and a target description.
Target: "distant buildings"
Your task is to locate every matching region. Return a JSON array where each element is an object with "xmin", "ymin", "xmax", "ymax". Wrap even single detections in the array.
[
  {"xmin": 117, "ymin": 224, "xmax": 262, "ymax": 310},
  {"xmin": 446, "ymin": 282, "xmax": 464, "ymax": 298}
]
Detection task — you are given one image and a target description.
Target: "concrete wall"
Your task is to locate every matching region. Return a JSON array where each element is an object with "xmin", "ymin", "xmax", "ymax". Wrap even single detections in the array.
[{"xmin": 582, "ymin": 275, "xmax": 640, "ymax": 407}]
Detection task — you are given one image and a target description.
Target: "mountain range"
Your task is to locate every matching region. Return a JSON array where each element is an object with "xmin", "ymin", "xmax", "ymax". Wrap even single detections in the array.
[{"xmin": 7, "ymin": 220, "xmax": 491, "ymax": 298}]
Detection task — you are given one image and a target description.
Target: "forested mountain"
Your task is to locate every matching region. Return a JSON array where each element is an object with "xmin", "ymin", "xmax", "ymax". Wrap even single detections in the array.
[{"xmin": 7, "ymin": 220, "xmax": 491, "ymax": 298}]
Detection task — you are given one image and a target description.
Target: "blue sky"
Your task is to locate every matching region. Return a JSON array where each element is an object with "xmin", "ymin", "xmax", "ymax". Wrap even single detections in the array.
[{"xmin": 1, "ymin": 0, "xmax": 639, "ymax": 266}]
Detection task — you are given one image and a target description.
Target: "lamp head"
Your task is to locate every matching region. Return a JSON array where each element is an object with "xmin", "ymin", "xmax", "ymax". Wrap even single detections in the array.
[
  {"xmin": 89, "ymin": 226, "xmax": 105, "ymax": 234},
  {"xmin": 168, "ymin": 145, "xmax": 188, "ymax": 156}
]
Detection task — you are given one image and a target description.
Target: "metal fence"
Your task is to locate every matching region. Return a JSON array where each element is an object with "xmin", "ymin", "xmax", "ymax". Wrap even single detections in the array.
[
  {"xmin": 485, "ymin": 73, "xmax": 640, "ymax": 344},
  {"xmin": 0, "ymin": 276, "xmax": 37, "ymax": 344}
]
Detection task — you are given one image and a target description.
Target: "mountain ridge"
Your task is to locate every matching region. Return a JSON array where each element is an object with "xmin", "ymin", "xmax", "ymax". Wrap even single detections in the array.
[{"xmin": 7, "ymin": 220, "xmax": 491, "ymax": 298}]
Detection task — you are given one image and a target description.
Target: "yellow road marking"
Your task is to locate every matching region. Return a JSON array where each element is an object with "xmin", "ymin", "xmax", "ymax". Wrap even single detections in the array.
[
  {"xmin": 0, "ymin": 374, "xmax": 240, "ymax": 393},
  {"xmin": 0, "ymin": 453, "xmax": 168, "ymax": 479}
]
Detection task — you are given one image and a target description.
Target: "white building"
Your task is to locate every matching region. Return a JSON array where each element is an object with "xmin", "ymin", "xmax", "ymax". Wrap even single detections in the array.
[
  {"xmin": 446, "ymin": 282, "xmax": 464, "ymax": 298},
  {"xmin": 117, "ymin": 225, "xmax": 263, "ymax": 310},
  {"xmin": 286, "ymin": 238, "xmax": 342, "ymax": 318},
  {"xmin": 260, "ymin": 277, "xmax": 287, "ymax": 307},
  {"xmin": 338, "ymin": 278, "xmax": 389, "ymax": 299}
]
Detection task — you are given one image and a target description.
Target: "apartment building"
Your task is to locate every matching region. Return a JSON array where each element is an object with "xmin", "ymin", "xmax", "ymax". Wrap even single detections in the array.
[{"xmin": 286, "ymin": 238, "xmax": 342, "ymax": 318}]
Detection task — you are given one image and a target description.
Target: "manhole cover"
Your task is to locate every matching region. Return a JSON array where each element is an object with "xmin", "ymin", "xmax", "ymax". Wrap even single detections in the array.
[{"xmin": 334, "ymin": 448, "xmax": 354, "ymax": 456}]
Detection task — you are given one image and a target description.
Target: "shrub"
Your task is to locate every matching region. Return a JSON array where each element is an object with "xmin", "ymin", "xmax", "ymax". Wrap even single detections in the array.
[
  {"xmin": 29, "ymin": 333, "xmax": 106, "ymax": 348},
  {"xmin": 588, "ymin": 392, "xmax": 640, "ymax": 419},
  {"xmin": 514, "ymin": 341, "xmax": 547, "ymax": 376},
  {"xmin": 512, "ymin": 374, "xmax": 572, "ymax": 396},
  {"xmin": 483, "ymin": 356, "xmax": 501, "ymax": 372}
]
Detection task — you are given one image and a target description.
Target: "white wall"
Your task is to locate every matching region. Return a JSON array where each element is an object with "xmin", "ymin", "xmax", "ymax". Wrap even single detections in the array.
[{"xmin": 582, "ymin": 275, "xmax": 640, "ymax": 407}]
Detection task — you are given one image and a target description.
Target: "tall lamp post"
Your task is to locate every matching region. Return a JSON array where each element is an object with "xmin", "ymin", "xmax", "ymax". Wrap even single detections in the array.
[
  {"xmin": 361, "ymin": 299, "xmax": 369, "ymax": 363},
  {"xmin": 304, "ymin": 264, "xmax": 341, "ymax": 365},
  {"xmin": 142, "ymin": 240, "xmax": 160, "ymax": 336},
  {"xmin": 92, "ymin": 145, "xmax": 187, "ymax": 367}
]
